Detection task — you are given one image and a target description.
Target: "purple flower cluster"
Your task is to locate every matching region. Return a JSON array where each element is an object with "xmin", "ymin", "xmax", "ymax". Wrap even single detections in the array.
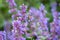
[
  {"xmin": 49, "ymin": 2, "xmax": 60, "ymax": 40},
  {"xmin": 0, "ymin": 31, "xmax": 6, "ymax": 40},
  {"xmin": 6, "ymin": 0, "xmax": 16, "ymax": 8},
  {"xmin": 0, "ymin": 0, "xmax": 60, "ymax": 40}
]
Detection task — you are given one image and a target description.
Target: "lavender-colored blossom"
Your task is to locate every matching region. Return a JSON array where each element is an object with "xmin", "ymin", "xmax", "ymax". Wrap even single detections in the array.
[
  {"xmin": 20, "ymin": 37, "xmax": 26, "ymax": 40},
  {"xmin": 20, "ymin": 4, "xmax": 27, "ymax": 13},
  {"xmin": 9, "ymin": 8, "xmax": 17, "ymax": 13},
  {"xmin": 5, "ymin": 0, "xmax": 60, "ymax": 39},
  {"xmin": 0, "ymin": 31, "xmax": 4, "ymax": 40},
  {"xmin": 0, "ymin": 31, "xmax": 6, "ymax": 40},
  {"xmin": 51, "ymin": 2, "xmax": 57, "ymax": 10},
  {"xmin": 12, "ymin": 13, "xmax": 22, "ymax": 20},
  {"xmin": 29, "ymin": 7, "xmax": 39, "ymax": 17},
  {"xmin": 6, "ymin": 0, "xmax": 16, "ymax": 8},
  {"xmin": 12, "ymin": 20, "xmax": 21, "ymax": 29},
  {"xmin": 39, "ymin": 4, "xmax": 45, "ymax": 11}
]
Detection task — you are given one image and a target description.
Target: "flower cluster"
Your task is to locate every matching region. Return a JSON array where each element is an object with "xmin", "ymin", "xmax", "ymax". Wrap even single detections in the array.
[{"xmin": 0, "ymin": 0, "xmax": 60, "ymax": 40}]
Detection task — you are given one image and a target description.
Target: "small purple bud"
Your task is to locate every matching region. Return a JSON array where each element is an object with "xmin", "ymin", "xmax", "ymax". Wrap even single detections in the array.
[
  {"xmin": 20, "ymin": 4, "xmax": 27, "ymax": 13},
  {"xmin": 9, "ymin": 8, "xmax": 17, "ymax": 13}
]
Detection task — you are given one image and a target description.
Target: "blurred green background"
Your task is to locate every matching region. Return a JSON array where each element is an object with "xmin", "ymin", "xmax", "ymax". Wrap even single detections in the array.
[{"xmin": 0, "ymin": 0, "xmax": 60, "ymax": 30}]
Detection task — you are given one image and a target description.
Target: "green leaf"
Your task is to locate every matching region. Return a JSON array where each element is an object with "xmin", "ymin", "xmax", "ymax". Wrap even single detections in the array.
[
  {"xmin": 0, "ymin": 13, "xmax": 4, "ymax": 27},
  {"xmin": 26, "ymin": 38, "xmax": 31, "ymax": 40},
  {"xmin": 0, "ymin": 0, "xmax": 3, "ymax": 7},
  {"xmin": 46, "ymin": 13, "xmax": 53, "ymax": 23},
  {"xmin": 0, "ymin": 0, "xmax": 2, "ymax": 4}
]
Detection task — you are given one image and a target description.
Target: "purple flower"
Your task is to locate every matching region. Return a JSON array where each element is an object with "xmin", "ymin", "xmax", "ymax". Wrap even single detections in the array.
[
  {"xmin": 51, "ymin": 2, "xmax": 57, "ymax": 10},
  {"xmin": 6, "ymin": 0, "xmax": 16, "ymax": 8},
  {"xmin": 20, "ymin": 4, "xmax": 27, "ymax": 13},
  {"xmin": 12, "ymin": 20, "xmax": 21, "ymax": 29},
  {"xmin": 20, "ymin": 37, "xmax": 26, "ymax": 40},
  {"xmin": 0, "ymin": 32, "xmax": 4, "ymax": 40},
  {"xmin": 0, "ymin": 31, "xmax": 6, "ymax": 40},
  {"xmin": 29, "ymin": 7, "xmax": 39, "ymax": 16},
  {"xmin": 9, "ymin": 8, "xmax": 17, "ymax": 13},
  {"xmin": 55, "ymin": 27, "xmax": 60, "ymax": 35},
  {"xmin": 12, "ymin": 13, "xmax": 22, "ymax": 20},
  {"xmin": 52, "ymin": 35, "xmax": 58, "ymax": 40},
  {"xmin": 6, "ymin": 1, "xmax": 60, "ymax": 39},
  {"xmin": 39, "ymin": 4, "xmax": 45, "ymax": 11}
]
